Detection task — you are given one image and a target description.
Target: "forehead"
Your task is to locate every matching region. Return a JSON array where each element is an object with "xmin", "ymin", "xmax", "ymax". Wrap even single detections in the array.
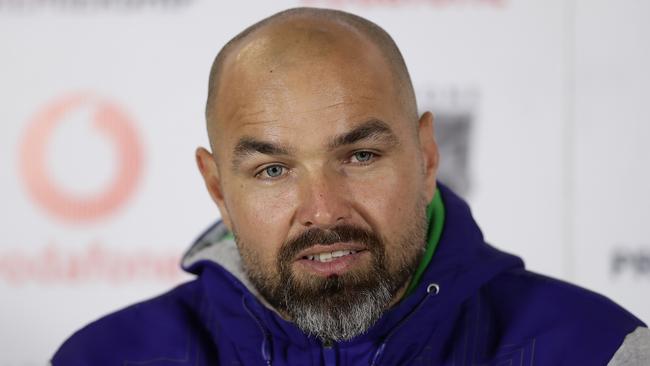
[{"xmin": 210, "ymin": 19, "xmax": 408, "ymax": 156}]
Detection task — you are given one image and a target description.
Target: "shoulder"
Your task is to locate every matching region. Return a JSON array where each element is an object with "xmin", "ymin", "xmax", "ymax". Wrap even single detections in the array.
[
  {"xmin": 608, "ymin": 327, "xmax": 650, "ymax": 366},
  {"xmin": 480, "ymin": 268, "xmax": 645, "ymax": 364},
  {"xmin": 51, "ymin": 280, "xmax": 208, "ymax": 366},
  {"xmin": 485, "ymin": 268, "xmax": 642, "ymax": 328}
]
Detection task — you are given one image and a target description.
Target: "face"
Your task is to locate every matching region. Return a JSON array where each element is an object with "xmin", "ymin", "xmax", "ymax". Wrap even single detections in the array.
[{"xmin": 197, "ymin": 23, "xmax": 439, "ymax": 341}]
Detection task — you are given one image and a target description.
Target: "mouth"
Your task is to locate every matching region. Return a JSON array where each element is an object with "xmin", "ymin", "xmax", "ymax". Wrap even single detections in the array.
[
  {"xmin": 303, "ymin": 249, "xmax": 361, "ymax": 262},
  {"xmin": 294, "ymin": 243, "xmax": 369, "ymax": 276}
]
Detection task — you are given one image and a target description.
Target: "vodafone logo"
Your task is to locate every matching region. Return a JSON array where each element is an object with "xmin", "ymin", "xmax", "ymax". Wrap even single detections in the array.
[{"xmin": 20, "ymin": 93, "xmax": 143, "ymax": 223}]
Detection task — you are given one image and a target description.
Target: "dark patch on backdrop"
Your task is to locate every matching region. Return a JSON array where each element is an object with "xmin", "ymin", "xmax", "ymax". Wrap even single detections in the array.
[
  {"xmin": 611, "ymin": 246, "xmax": 650, "ymax": 277},
  {"xmin": 417, "ymin": 85, "xmax": 479, "ymax": 196}
]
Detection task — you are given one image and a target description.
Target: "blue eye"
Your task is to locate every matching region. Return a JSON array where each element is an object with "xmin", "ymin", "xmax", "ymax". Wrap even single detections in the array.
[
  {"xmin": 262, "ymin": 165, "xmax": 285, "ymax": 178},
  {"xmin": 352, "ymin": 151, "xmax": 374, "ymax": 163}
]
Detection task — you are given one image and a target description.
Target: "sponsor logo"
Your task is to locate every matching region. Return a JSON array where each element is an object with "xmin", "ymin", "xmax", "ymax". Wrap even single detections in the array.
[
  {"xmin": 611, "ymin": 247, "xmax": 650, "ymax": 277},
  {"xmin": 6, "ymin": 93, "xmax": 184, "ymax": 286},
  {"xmin": 20, "ymin": 93, "xmax": 143, "ymax": 223},
  {"xmin": 0, "ymin": 244, "xmax": 183, "ymax": 285}
]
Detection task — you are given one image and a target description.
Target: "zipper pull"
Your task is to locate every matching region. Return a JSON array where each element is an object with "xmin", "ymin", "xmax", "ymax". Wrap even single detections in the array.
[{"xmin": 322, "ymin": 339, "xmax": 337, "ymax": 366}]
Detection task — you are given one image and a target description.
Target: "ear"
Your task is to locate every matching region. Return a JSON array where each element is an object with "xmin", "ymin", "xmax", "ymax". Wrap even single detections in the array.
[
  {"xmin": 195, "ymin": 147, "xmax": 233, "ymax": 231},
  {"xmin": 417, "ymin": 111, "xmax": 439, "ymax": 202}
]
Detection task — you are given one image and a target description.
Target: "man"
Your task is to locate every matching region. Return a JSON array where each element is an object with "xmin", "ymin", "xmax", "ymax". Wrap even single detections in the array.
[{"xmin": 53, "ymin": 7, "xmax": 649, "ymax": 365}]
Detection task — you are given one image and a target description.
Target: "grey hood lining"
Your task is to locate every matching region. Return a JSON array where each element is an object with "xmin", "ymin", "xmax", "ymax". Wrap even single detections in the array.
[{"xmin": 182, "ymin": 221, "xmax": 272, "ymax": 308}]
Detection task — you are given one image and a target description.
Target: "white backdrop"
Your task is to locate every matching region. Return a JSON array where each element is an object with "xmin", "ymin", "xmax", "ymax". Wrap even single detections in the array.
[{"xmin": 1, "ymin": 0, "xmax": 648, "ymax": 364}]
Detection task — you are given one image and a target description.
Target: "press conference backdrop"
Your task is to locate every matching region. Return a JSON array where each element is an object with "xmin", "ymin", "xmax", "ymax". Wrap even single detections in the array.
[{"xmin": 1, "ymin": 1, "xmax": 648, "ymax": 364}]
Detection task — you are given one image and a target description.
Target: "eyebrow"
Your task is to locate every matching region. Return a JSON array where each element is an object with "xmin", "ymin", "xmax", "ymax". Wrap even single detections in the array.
[
  {"xmin": 231, "ymin": 137, "xmax": 292, "ymax": 170},
  {"xmin": 230, "ymin": 119, "xmax": 398, "ymax": 170},
  {"xmin": 328, "ymin": 119, "xmax": 398, "ymax": 150}
]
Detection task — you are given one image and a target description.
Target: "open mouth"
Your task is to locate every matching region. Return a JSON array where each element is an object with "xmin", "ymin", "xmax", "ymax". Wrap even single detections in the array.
[
  {"xmin": 303, "ymin": 249, "xmax": 361, "ymax": 262},
  {"xmin": 294, "ymin": 244, "xmax": 369, "ymax": 276}
]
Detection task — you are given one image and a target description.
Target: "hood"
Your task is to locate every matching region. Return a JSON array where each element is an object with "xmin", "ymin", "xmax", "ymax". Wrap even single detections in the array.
[
  {"xmin": 182, "ymin": 219, "xmax": 262, "ymax": 300},
  {"xmin": 180, "ymin": 183, "xmax": 525, "ymax": 363}
]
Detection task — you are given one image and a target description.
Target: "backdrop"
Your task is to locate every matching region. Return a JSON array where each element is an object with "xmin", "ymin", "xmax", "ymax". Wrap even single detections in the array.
[{"xmin": 1, "ymin": 0, "xmax": 649, "ymax": 364}]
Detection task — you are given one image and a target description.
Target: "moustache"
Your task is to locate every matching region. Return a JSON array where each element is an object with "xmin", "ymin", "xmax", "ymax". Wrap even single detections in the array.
[{"xmin": 278, "ymin": 225, "xmax": 382, "ymax": 264}]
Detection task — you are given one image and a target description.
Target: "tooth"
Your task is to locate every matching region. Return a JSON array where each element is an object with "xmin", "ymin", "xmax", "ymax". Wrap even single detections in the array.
[
  {"xmin": 319, "ymin": 252, "xmax": 332, "ymax": 262},
  {"xmin": 306, "ymin": 250, "xmax": 361, "ymax": 263}
]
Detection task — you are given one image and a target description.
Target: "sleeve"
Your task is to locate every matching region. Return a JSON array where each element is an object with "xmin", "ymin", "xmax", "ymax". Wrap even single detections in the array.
[{"xmin": 608, "ymin": 327, "xmax": 650, "ymax": 366}]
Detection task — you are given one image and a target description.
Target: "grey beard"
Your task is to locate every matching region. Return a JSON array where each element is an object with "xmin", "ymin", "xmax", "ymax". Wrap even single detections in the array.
[
  {"xmin": 282, "ymin": 274, "xmax": 393, "ymax": 342},
  {"xmin": 235, "ymin": 196, "xmax": 429, "ymax": 342},
  {"xmin": 253, "ymin": 235, "xmax": 418, "ymax": 342},
  {"xmin": 239, "ymin": 224, "xmax": 414, "ymax": 342}
]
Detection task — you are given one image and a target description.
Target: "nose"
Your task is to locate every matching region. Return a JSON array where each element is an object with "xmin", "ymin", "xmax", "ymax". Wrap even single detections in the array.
[{"xmin": 296, "ymin": 169, "xmax": 351, "ymax": 229}]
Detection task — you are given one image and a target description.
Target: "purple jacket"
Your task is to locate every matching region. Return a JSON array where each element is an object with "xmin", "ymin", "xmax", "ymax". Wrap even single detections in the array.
[{"xmin": 52, "ymin": 185, "xmax": 645, "ymax": 365}]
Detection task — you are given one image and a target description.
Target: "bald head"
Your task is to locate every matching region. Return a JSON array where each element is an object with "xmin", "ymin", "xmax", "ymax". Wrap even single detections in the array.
[{"xmin": 205, "ymin": 7, "xmax": 418, "ymax": 149}]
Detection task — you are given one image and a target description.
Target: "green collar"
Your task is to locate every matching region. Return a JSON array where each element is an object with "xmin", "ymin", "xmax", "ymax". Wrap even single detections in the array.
[{"xmin": 405, "ymin": 188, "xmax": 445, "ymax": 296}]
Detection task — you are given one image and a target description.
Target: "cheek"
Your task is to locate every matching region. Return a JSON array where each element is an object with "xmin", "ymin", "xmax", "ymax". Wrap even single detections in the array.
[
  {"xmin": 225, "ymin": 181, "xmax": 298, "ymax": 264},
  {"xmin": 347, "ymin": 165, "xmax": 426, "ymax": 275},
  {"xmin": 348, "ymin": 162, "xmax": 424, "ymax": 234}
]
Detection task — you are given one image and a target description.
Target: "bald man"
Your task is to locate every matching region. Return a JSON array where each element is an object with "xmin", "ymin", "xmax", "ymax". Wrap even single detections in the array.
[{"xmin": 52, "ymin": 7, "xmax": 649, "ymax": 366}]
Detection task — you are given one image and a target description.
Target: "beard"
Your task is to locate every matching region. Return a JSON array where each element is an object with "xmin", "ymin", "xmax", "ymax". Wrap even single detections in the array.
[{"xmin": 233, "ymin": 197, "xmax": 429, "ymax": 342}]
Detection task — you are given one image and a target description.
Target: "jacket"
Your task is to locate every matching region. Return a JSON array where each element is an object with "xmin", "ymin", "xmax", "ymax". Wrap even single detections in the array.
[{"xmin": 52, "ymin": 184, "xmax": 647, "ymax": 365}]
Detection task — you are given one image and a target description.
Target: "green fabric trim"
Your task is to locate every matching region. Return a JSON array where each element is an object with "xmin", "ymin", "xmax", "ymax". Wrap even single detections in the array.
[
  {"xmin": 405, "ymin": 188, "xmax": 445, "ymax": 296},
  {"xmin": 224, "ymin": 231, "xmax": 234, "ymax": 240}
]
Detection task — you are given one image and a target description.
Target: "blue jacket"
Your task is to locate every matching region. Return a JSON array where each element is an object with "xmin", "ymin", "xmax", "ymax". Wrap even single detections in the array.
[{"xmin": 52, "ymin": 185, "xmax": 645, "ymax": 365}]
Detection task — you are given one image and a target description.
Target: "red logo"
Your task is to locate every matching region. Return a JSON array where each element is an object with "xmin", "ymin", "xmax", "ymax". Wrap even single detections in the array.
[{"xmin": 20, "ymin": 93, "xmax": 143, "ymax": 223}]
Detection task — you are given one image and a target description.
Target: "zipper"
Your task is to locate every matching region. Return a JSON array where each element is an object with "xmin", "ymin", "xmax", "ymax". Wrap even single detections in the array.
[
  {"xmin": 322, "ymin": 339, "xmax": 337, "ymax": 366},
  {"xmin": 241, "ymin": 296, "xmax": 273, "ymax": 366}
]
